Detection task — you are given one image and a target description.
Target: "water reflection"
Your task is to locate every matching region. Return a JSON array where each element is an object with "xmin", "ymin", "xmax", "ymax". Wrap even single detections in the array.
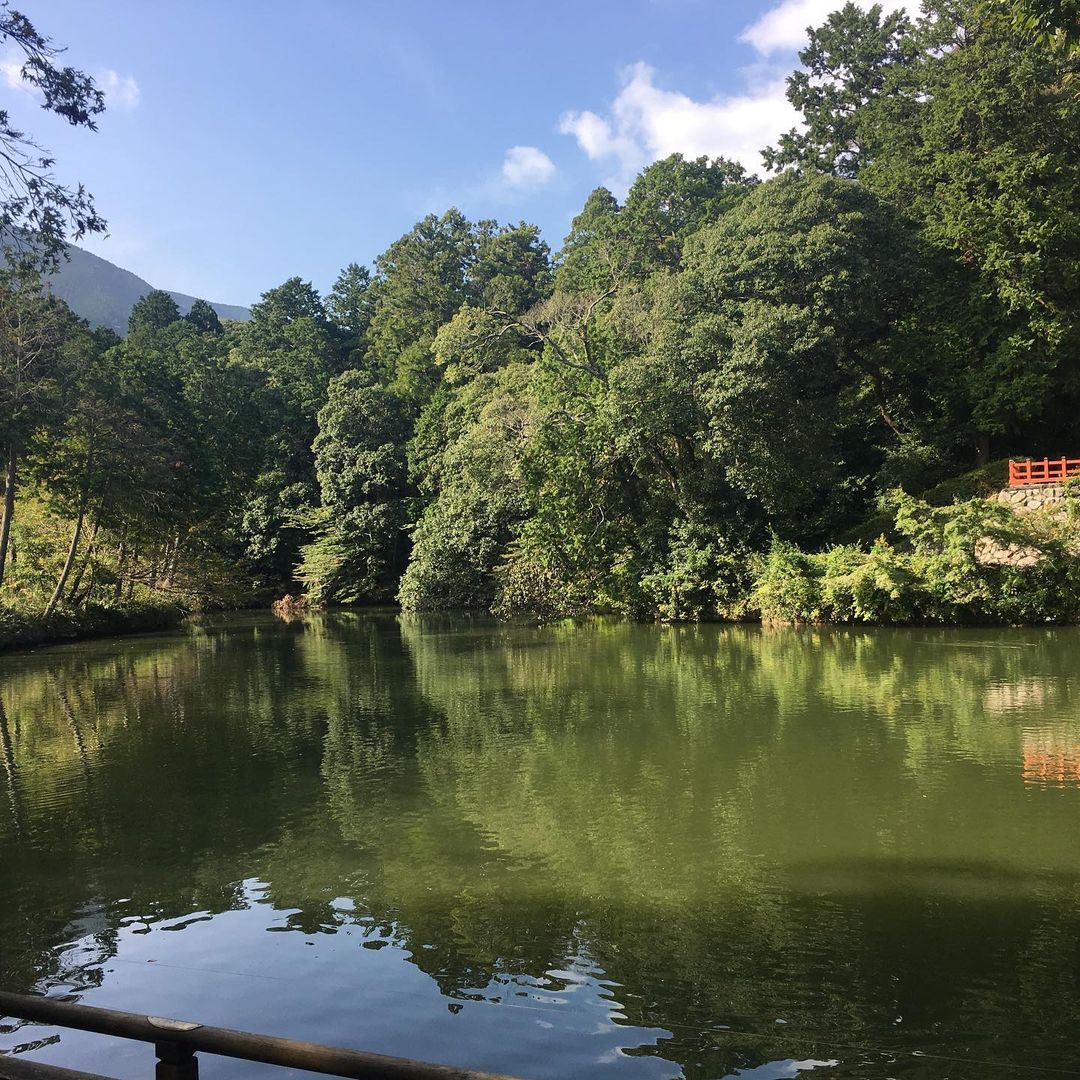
[
  {"xmin": 0, "ymin": 615, "xmax": 1079, "ymax": 1079},
  {"xmin": 1023, "ymin": 736, "xmax": 1080, "ymax": 788}
]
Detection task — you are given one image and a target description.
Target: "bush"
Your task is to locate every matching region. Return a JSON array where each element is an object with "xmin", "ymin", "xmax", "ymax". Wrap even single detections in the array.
[
  {"xmin": 817, "ymin": 540, "xmax": 921, "ymax": 623},
  {"xmin": 398, "ymin": 492, "xmax": 521, "ymax": 612},
  {"xmin": 752, "ymin": 540, "xmax": 823, "ymax": 623},
  {"xmin": 639, "ymin": 523, "xmax": 756, "ymax": 621},
  {"xmin": 0, "ymin": 599, "xmax": 185, "ymax": 651},
  {"xmin": 748, "ymin": 491, "xmax": 1080, "ymax": 626},
  {"xmin": 492, "ymin": 542, "xmax": 591, "ymax": 620}
]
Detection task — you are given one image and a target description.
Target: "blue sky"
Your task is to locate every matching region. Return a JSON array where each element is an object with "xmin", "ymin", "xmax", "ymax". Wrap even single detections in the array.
[{"xmin": 2, "ymin": 0, "xmax": 897, "ymax": 306}]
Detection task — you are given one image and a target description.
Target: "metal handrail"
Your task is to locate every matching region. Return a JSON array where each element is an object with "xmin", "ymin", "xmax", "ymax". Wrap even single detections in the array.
[{"xmin": 0, "ymin": 992, "xmax": 522, "ymax": 1080}]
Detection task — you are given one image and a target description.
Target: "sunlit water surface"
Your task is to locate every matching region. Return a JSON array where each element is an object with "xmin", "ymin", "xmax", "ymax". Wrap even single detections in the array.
[{"xmin": 1, "ymin": 613, "xmax": 1078, "ymax": 1079}]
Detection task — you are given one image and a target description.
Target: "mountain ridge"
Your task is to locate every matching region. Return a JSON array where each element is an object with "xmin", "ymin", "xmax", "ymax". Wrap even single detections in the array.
[{"xmin": 44, "ymin": 243, "xmax": 250, "ymax": 335}]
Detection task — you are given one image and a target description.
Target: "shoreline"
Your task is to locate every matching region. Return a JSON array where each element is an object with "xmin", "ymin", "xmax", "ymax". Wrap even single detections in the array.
[
  {"xmin": 3, "ymin": 599, "xmax": 1077, "ymax": 656},
  {"xmin": 0, "ymin": 600, "xmax": 187, "ymax": 654}
]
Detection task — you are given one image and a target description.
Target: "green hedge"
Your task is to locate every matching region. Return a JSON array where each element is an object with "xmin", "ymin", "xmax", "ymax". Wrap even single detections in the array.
[{"xmin": 0, "ymin": 600, "xmax": 186, "ymax": 651}]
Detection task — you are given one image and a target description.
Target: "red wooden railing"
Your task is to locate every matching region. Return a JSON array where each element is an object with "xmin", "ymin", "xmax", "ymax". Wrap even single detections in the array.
[{"xmin": 1008, "ymin": 457, "xmax": 1080, "ymax": 487}]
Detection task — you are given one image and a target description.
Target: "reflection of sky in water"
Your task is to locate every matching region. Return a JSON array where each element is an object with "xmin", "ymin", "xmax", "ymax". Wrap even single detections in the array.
[
  {"xmin": 728, "ymin": 1062, "xmax": 838, "ymax": 1079},
  {"xmin": 1, "ymin": 880, "xmax": 678, "ymax": 1080}
]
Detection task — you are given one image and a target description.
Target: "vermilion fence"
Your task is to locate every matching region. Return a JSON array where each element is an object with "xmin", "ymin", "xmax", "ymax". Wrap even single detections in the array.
[{"xmin": 1008, "ymin": 457, "xmax": 1080, "ymax": 487}]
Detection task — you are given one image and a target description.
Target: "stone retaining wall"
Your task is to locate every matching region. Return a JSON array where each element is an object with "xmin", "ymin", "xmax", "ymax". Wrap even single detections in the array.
[
  {"xmin": 978, "ymin": 484, "xmax": 1075, "ymax": 567},
  {"xmin": 992, "ymin": 483, "xmax": 1069, "ymax": 512}
]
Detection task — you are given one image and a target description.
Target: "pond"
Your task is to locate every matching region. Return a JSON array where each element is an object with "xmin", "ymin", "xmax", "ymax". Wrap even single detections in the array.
[{"xmin": 0, "ymin": 614, "xmax": 1078, "ymax": 1079}]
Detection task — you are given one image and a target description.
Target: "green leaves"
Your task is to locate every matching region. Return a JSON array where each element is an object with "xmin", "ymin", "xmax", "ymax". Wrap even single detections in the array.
[
  {"xmin": 683, "ymin": 172, "xmax": 920, "ymax": 536},
  {"xmin": 771, "ymin": 0, "xmax": 1080, "ymax": 450},
  {"xmin": 764, "ymin": 2, "xmax": 915, "ymax": 177},
  {"xmin": 399, "ymin": 364, "xmax": 536, "ymax": 612},
  {"xmin": 184, "ymin": 299, "xmax": 223, "ymax": 335},
  {"xmin": 11, "ymin": 0, "xmax": 1078, "ymax": 625},
  {"xmin": 0, "ymin": 8, "xmax": 107, "ymax": 270},
  {"xmin": 128, "ymin": 290, "xmax": 181, "ymax": 337},
  {"xmin": 752, "ymin": 493, "xmax": 1080, "ymax": 626},
  {"xmin": 297, "ymin": 372, "xmax": 413, "ymax": 604}
]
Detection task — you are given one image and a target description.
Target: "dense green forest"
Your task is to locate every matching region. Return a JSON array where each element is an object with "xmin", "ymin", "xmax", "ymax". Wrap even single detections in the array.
[{"xmin": 2, "ymin": 0, "xmax": 1080, "ymax": 642}]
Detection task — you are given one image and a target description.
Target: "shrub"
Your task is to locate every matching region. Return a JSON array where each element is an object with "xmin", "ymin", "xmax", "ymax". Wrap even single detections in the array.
[
  {"xmin": 752, "ymin": 539, "xmax": 822, "ymax": 623},
  {"xmin": 749, "ymin": 492, "xmax": 1080, "ymax": 627},
  {"xmin": 0, "ymin": 599, "xmax": 185, "ymax": 651},
  {"xmin": 639, "ymin": 523, "xmax": 756, "ymax": 621},
  {"xmin": 818, "ymin": 540, "xmax": 921, "ymax": 623}
]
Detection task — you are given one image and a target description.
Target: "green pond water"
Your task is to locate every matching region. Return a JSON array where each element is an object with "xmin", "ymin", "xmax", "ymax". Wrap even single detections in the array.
[{"xmin": 0, "ymin": 613, "xmax": 1079, "ymax": 1079}]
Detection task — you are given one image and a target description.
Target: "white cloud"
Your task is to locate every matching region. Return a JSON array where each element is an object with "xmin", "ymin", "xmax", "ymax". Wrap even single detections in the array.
[
  {"xmin": 560, "ymin": 0, "xmax": 914, "ymax": 187},
  {"xmin": 1, "ymin": 56, "xmax": 140, "ymax": 111},
  {"xmin": 1, "ymin": 58, "xmax": 24, "ymax": 92},
  {"xmin": 739, "ymin": 0, "xmax": 908, "ymax": 56},
  {"xmin": 501, "ymin": 145, "xmax": 556, "ymax": 188},
  {"xmin": 558, "ymin": 109, "xmax": 639, "ymax": 168},
  {"xmin": 558, "ymin": 62, "xmax": 799, "ymax": 184},
  {"xmin": 98, "ymin": 69, "xmax": 140, "ymax": 110}
]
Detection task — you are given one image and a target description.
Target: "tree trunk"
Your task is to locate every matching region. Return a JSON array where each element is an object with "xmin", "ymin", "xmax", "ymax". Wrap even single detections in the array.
[
  {"xmin": 84, "ymin": 561, "xmax": 97, "ymax": 600},
  {"xmin": 44, "ymin": 489, "xmax": 88, "ymax": 617},
  {"xmin": 976, "ymin": 432, "xmax": 991, "ymax": 466},
  {"xmin": 0, "ymin": 448, "xmax": 16, "ymax": 588},
  {"xmin": 125, "ymin": 546, "xmax": 138, "ymax": 603},
  {"xmin": 164, "ymin": 530, "xmax": 183, "ymax": 587},
  {"xmin": 67, "ymin": 519, "xmax": 100, "ymax": 603},
  {"xmin": 113, "ymin": 539, "xmax": 127, "ymax": 602}
]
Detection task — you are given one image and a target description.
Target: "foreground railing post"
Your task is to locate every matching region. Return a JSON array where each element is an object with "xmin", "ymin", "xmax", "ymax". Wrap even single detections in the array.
[
  {"xmin": 147, "ymin": 1018, "xmax": 201, "ymax": 1080},
  {"xmin": 154, "ymin": 1041, "xmax": 197, "ymax": 1080}
]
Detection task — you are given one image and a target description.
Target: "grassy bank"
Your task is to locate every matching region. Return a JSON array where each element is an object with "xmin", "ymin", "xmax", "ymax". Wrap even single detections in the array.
[{"xmin": 0, "ymin": 600, "xmax": 187, "ymax": 652}]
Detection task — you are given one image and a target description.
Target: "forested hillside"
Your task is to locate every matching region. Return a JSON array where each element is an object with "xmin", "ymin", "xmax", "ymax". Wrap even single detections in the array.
[
  {"xmin": 2, "ymin": 0, "xmax": 1079, "ymax": 639},
  {"xmin": 42, "ymin": 243, "xmax": 250, "ymax": 336}
]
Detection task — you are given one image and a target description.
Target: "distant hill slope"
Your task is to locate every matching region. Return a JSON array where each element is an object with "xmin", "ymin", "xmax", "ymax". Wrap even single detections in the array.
[{"xmin": 43, "ymin": 243, "xmax": 250, "ymax": 336}]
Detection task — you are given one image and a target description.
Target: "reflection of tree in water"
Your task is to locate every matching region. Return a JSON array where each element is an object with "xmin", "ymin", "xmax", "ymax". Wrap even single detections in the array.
[
  {"xmin": 0, "ymin": 621, "xmax": 334, "ymax": 989},
  {"xmin": 3, "ymin": 617, "xmax": 1080, "ymax": 1078},
  {"xmin": 384, "ymin": 619, "xmax": 1080, "ymax": 1075}
]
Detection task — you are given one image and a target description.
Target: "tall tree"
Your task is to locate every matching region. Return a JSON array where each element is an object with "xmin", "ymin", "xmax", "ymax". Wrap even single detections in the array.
[
  {"xmin": 326, "ymin": 262, "xmax": 373, "ymax": 342},
  {"xmin": 184, "ymin": 298, "xmax": 223, "ymax": 335},
  {"xmin": 226, "ymin": 279, "xmax": 342, "ymax": 589},
  {"xmin": 470, "ymin": 220, "xmax": 551, "ymax": 313},
  {"xmin": 621, "ymin": 154, "xmax": 757, "ymax": 271},
  {"xmin": 0, "ymin": 273, "xmax": 75, "ymax": 584},
  {"xmin": 768, "ymin": 0, "xmax": 1080, "ymax": 460},
  {"xmin": 236, "ymin": 277, "xmax": 340, "ymax": 418},
  {"xmin": 297, "ymin": 371, "xmax": 412, "ymax": 603},
  {"xmin": 684, "ymin": 172, "xmax": 923, "ymax": 536},
  {"xmin": 555, "ymin": 186, "xmax": 621, "ymax": 293},
  {"xmin": 863, "ymin": 1, "xmax": 1080, "ymax": 457},
  {"xmin": 128, "ymin": 291, "xmax": 181, "ymax": 337},
  {"xmin": 365, "ymin": 209, "xmax": 476, "ymax": 402},
  {"xmin": 763, "ymin": 3, "xmax": 915, "ymax": 177}
]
